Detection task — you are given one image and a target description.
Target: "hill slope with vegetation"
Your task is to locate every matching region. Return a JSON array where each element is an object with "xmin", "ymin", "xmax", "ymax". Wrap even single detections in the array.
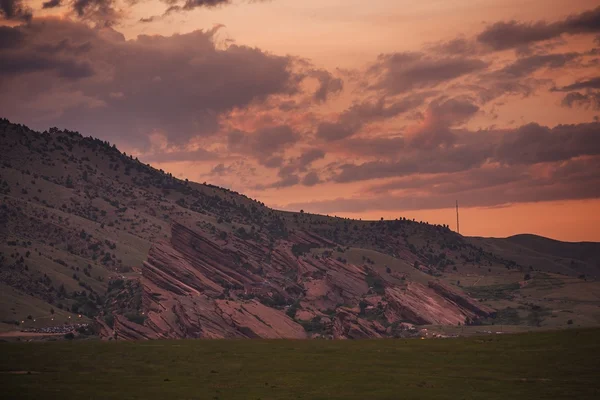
[{"xmin": 1, "ymin": 118, "xmax": 599, "ymax": 338}]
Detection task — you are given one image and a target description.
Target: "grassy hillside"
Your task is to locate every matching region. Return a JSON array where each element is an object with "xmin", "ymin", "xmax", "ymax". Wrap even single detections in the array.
[
  {"xmin": 1, "ymin": 118, "xmax": 599, "ymax": 336},
  {"xmin": 1, "ymin": 328, "xmax": 598, "ymax": 399}
]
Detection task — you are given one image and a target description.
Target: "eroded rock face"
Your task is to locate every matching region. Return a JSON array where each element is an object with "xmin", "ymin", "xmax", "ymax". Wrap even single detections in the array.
[
  {"xmin": 111, "ymin": 223, "xmax": 494, "ymax": 340},
  {"xmin": 428, "ymin": 280, "xmax": 496, "ymax": 318},
  {"xmin": 384, "ymin": 283, "xmax": 474, "ymax": 326}
]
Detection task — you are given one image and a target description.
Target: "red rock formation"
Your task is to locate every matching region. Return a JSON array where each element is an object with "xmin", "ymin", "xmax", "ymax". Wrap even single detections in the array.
[
  {"xmin": 110, "ymin": 222, "xmax": 495, "ymax": 340},
  {"xmin": 384, "ymin": 282, "xmax": 476, "ymax": 325},
  {"xmin": 428, "ymin": 280, "xmax": 495, "ymax": 318}
]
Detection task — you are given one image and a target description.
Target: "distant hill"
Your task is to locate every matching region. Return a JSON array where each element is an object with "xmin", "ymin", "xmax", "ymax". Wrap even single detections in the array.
[
  {"xmin": 1, "ymin": 118, "xmax": 599, "ymax": 339},
  {"xmin": 468, "ymin": 234, "xmax": 600, "ymax": 277}
]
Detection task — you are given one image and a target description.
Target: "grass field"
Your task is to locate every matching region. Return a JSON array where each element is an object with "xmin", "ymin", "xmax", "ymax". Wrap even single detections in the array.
[{"xmin": 1, "ymin": 329, "xmax": 599, "ymax": 400}]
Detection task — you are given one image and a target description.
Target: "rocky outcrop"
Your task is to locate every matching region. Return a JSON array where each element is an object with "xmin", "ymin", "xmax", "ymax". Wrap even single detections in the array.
[
  {"xmin": 384, "ymin": 283, "xmax": 473, "ymax": 325},
  {"xmin": 108, "ymin": 222, "xmax": 495, "ymax": 340},
  {"xmin": 428, "ymin": 280, "xmax": 496, "ymax": 318},
  {"xmin": 333, "ymin": 307, "xmax": 384, "ymax": 339},
  {"xmin": 113, "ymin": 315, "xmax": 160, "ymax": 340}
]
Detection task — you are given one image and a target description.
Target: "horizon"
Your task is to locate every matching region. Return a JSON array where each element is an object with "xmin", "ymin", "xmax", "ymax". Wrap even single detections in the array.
[{"xmin": 2, "ymin": 1, "xmax": 600, "ymax": 242}]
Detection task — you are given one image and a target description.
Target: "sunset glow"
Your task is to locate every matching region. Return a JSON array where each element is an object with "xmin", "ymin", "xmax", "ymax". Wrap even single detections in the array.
[{"xmin": 2, "ymin": 0, "xmax": 600, "ymax": 241}]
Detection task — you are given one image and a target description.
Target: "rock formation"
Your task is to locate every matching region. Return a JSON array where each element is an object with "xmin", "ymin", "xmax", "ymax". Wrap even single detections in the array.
[{"xmin": 110, "ymin": 222, "xmax": 495, "ymax": 339}]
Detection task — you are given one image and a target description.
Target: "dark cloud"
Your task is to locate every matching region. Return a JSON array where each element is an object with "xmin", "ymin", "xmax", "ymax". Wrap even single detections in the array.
[
  {"xmin": 141, "ymin": 148, "xmax": 219, "ymax": 163},
  {"xmin": 161, "ymin": 0, "xmax": 267, "ymax": 17},
  {"xmin": 466, "ymin": 53, "xmax": 583, "ymax": 103},
  {"xmin": 339, "ymin": 137, "xmax": 405, "ymax": 158},
  {"xmin": 0, "ymin": 50, "xmax": 95, "ymax": 78},
  {"xmin": 285, "ymin": 156, "xmax": 600, "ymax": 213},
  {"xmin": 477, "ymin": 6, "xmax": 600, "ymax": 51},
  {"xmin": 407, "ymin": 97, "xmax": 479, "ymax": 150},
  {"xmin": 311, "ymin": 69, "xmax": 343, "ymax": 102},
  {"xmin": 302, "ymin": 171, "xmax": 321, "ymax": 186},
  {"xmin": 328, "ymin": 122, "xmax": 600, "ymax": 184},
  {"xmin": 427, "ymin": 37, "xmax": 478, "ymax": 56},
  {"xmin": 42, "ymin": 0, "xmax": 62, "ymax": 9},
  {"xmin": 71, "ymin": 0, "xmax": 120, "ymax": 26},
  {"xmin": 315, "ymin": 121, "xmax": 355, "ymax": 142},
  {"xmin": 182, "ymin": 0, "xmax": 232, "ymax": 9},
  {"xmin": 0, "ymin": 19, "xmax": 300, "ymax": 148},
  {"xmin": 368, "ymin": 52, "xmax": 488, "ymax": 95},
  {"xmin": 228, "ymin": 125, "xmax": 299, "ymax": 164},
  {"xmin": 555, "ymin": 76, "xmax": 600, "ymax": 91},
  {"xmin": 316, "ymin": 94, "xmax": 427, "ymax": 142},
  {"xmin": 209, "ymin": 163, "xmax": 235, "ymax": 176},
  {"xmin": 296, "ymin": 149, "xmax": 326, "ymax": 170},
  {"xmin": 551, "ymin": 77, "xmax": 600, "ymax": 110},
  {"xmin": 252, "ymin": 147, "xmax": 326, "ymax": 189},
  {"xmin": 0, "ymin": 25, "xmax": 24, "ymax": 49},
  {"xmin": 561, "ymin": 91, "xmax": 600, "ymax": 110},
  {"xmin": 495, "ymin": 123, "xmax": 600, "ymax": 165},
  {"xmin": 268, "ymin": 174, "xmax": 300, "ymax": 189},
  {"xmin": 0, "ymin": 0, "xmax": 32, "ymax": 21},
  {"xmin": 495, "ymin": 53, "xmax": 580, "ymax": 78}
]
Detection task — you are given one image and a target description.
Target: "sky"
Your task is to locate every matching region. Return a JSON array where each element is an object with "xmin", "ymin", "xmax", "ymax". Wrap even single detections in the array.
[{"xmin": 1, "ymin": 0, "xmax": 600, "ymax": 242}]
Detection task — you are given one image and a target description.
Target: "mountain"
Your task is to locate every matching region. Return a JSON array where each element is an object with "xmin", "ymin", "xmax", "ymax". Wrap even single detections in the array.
[
  {"xmin": 1, "ymin": 118, "xmax": 599, "ymax": 339},
  {"xmin": 468, "ymin": 234, "xmax": 600, "ymax": 278}
]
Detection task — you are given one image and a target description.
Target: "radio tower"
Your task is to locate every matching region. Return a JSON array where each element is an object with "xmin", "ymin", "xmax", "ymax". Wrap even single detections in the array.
[{"xmin": 456, "ymin": 200, "xmax": 460, "ymax": 234}]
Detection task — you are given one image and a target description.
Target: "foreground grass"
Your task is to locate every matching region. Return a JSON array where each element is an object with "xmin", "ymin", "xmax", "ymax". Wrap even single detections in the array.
[{"xmin": 1, "ymin": 329, "xmax": 599, "ymax": 400}]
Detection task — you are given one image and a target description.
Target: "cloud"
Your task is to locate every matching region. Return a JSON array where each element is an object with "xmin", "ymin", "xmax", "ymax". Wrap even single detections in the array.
[
  {"xmin": 296, "ymin": 149, "xmax": 326, "ymax": 170},
  {"xmin": 228, "ymin": 125, "xmax": 299, "ymax": 164},
  {"xmin": 302, "ymin": 171, "xmax": 321, "ymax": 186},
  {"xmin": 0, "ymin": 18, "xmax": 300, "ymax": 148},
  {"xmin": 368, "ymin": 52, "xmax": 488, "ymax": 95},
  {"xmin": 328, "ymin": 122, "xmax": 600, "ymax": 184},
  {"xmin": 42, "ymin": 0, "xmax": 62, "ymax": 9},
  {"xmin": 158, "ymin": 0, "xmax": 268, "ymax": 19},
  {"xmin": 495, "ymin": 123, "xmax": 600, "ymax": 165},
  {"xmin": 0, "ymin": 0, "xmax": 32, "ymax": 21},
  {"xmin": 315, "ymin": 94, "xmax": 427, "ymax": 142},
  {"xmin": 494, "ymin": 53, "xmax": 580, "ymax": 78},
  {"xmin": 406, "ymin": 97, "xmax": 479, "ymax": 150},
  {"xmin": 0, "ymin": 50, "xmax": 94, "ymax": 78},
  {"xmin": 477, "ymin": 6, "xmax": 600, "ymax": 51},
  {"xmin": 209, "ymin": 163, "xmax": 234, "ymax": 176},
  {"xmin": 71, "ymin": 0, "xmax": 121, "ymax": 26},
  {"xmin": 555, "ymin": 76, "xmax": 600, "ymax": 91},
  {"xmin": 465, "ymin": 53, "xmax": 583, "ymax": 103},
  {"xmin": 285, "ymin": 156, "xmax": 600, "ymax": 213},
  {"xmin": 427, "ymin": 37, "xmax": 479, "ymax": 56},
  {"xmin": 561, "ymin": 91, "xmax": 600, "ymax": 110},
  {"xmin": 311, "ymin": 69, "xmax": 343, "ymax": 102},
  {"xmin": 552, "ymin": 77, "xmax": 600, "ymax": 110},
  {"xmin": 141, "ymin": 148, "xmax": 219, "ymax": 163}
]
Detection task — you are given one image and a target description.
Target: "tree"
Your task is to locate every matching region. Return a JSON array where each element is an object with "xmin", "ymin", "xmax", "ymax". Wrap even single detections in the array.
[
  {"xmin": 359, "ymin": 300, "xmax": 368, "ymax": 315},
  {"xmin": 66, "ymin": 175, "xmax": 74, "ymax": 188}
]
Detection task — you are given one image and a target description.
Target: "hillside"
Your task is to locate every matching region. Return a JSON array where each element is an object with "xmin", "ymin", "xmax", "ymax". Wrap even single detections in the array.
[
  {"xmin": 468, "ymin": 234, "xmax": 600, "ymax": 277},
  {"xmin": 1, "ymin": 118, "xmax": 599, "ymax": 339}
]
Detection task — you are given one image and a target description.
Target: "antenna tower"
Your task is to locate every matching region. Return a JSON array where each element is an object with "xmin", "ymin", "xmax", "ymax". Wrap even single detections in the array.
[{"xmin": 456, "ymin": 200, "xmax": 460, "ymax": 234}]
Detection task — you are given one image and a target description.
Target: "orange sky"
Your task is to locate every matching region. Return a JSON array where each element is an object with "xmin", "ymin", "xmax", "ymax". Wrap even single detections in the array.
[{"xmin": 3, "ymin": 0, "xmax": 600, "ymax": 242}]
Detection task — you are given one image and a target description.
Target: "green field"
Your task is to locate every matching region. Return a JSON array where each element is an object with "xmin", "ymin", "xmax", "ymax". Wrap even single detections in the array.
[{"xmin": 1, "ymin": 329, "xmax": 599, "ymax": 400}]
